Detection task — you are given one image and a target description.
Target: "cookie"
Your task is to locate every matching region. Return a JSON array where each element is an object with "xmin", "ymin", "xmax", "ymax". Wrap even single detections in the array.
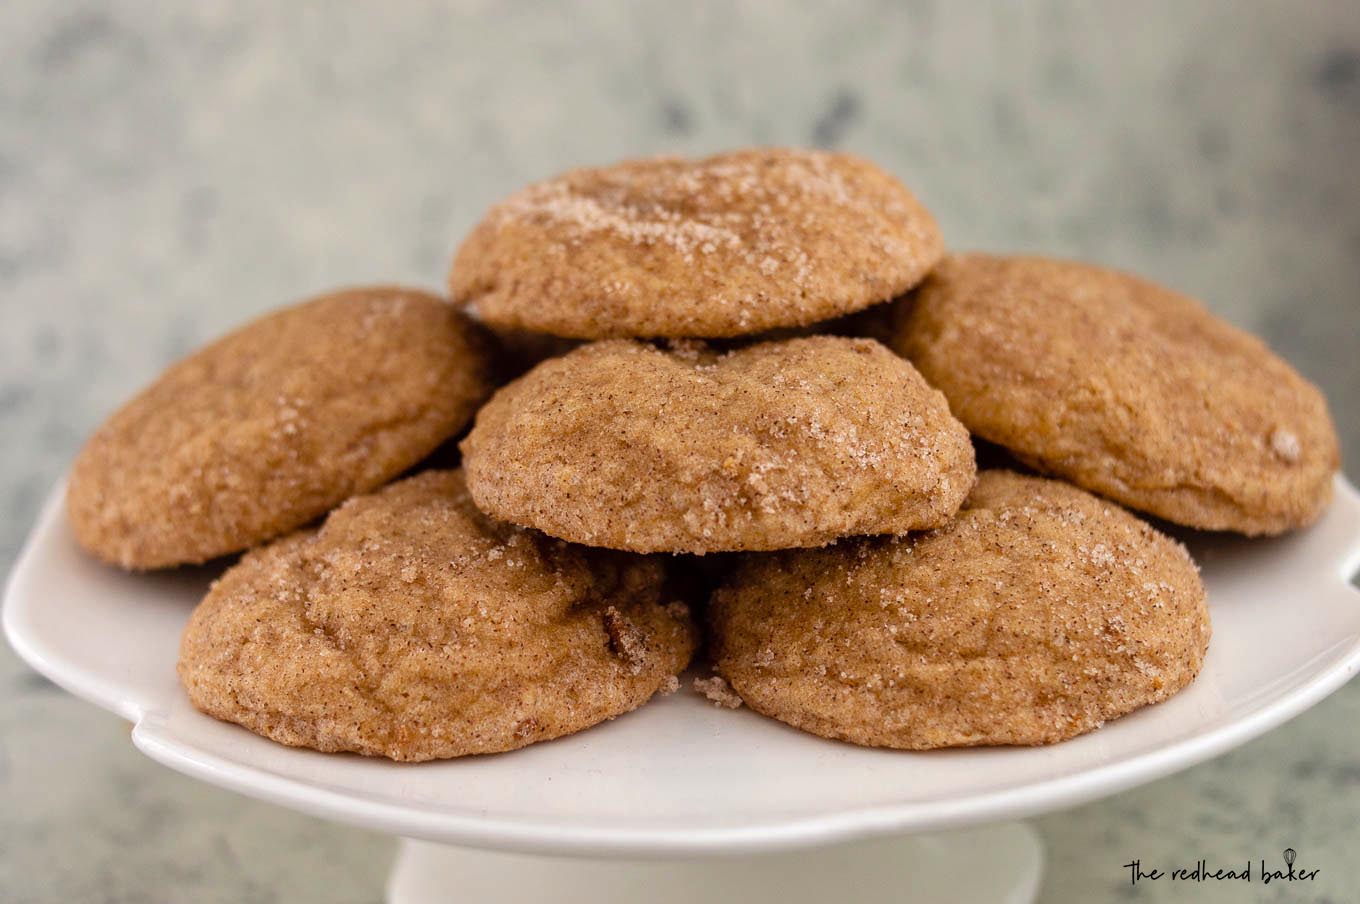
[
  {"xmin": 893, "ymin": 254, "xmax": 1339, "ymax": 535},
  {"xmin": 461, "ymin": 336, "xmax": 976, "ymax": 554},
  {"xmin": 450, "ymin": 148, "xmax": 943, "ymax": 339},
  {"xmin": 178, "ymin": 470, "xmax": 697, "ymax": 761},
  {"xmin": 68, "ymin": 287, "xmax": 496, "ymax": 569},
  {"xmin": 710, "ymin": 470, "xmax": 1210, "ymax": 749}
]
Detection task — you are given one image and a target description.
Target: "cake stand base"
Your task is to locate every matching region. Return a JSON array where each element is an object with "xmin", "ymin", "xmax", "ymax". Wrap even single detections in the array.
[{"xmin": 387, "ymin": 822, "xmax": 1044, "ymax": 904}]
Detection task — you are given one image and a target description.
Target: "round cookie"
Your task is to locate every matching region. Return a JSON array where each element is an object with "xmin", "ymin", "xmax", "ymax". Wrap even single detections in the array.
[
  {"xmin": 461, "ymin": 336, "xmax": 976, "ymax": 554},
  {"xmin": 178, "ymin": 470, "xmax": 696, "ymax": 761},
  {"xmin": 893, "ymin": 254, "xmax": 1339, "ymax": 535},
  {"xmin": 450, "ymin": 148, "xmax": 944, "ymax": 339},
  {"xmin": 68, "ymin": 287, "xmax": 497, "ymax": 570},
  {"xmin": 710, "ymin": 470, "xmax": 1211, "ymax": 749}
]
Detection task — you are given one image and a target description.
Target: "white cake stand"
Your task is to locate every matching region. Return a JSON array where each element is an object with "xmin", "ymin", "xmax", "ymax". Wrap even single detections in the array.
[{"xmin": 6, "ymin": 478, "xmax": 1360, "ymax": 903}]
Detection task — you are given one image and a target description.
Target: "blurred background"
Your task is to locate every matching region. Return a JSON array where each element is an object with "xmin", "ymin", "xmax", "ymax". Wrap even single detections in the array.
[{"xmin": 1, "ymin": 2, "xmax": 1356, "ymax": 901}]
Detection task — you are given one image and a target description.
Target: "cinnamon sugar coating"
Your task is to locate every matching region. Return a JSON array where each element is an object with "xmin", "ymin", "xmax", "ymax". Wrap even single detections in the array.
[
  {"xmin": 68, "ymin": 287, "xmax": 496, "ymax": 569},
  {"xmin": 450, "ymin": 148, "xmax": 943, "ymax": 339},
  {"xmin": 893, "ymin": 254, "xmax": 1339, "ymax": 535},
  {"xmin": 710, "ymin": 471, "xmax": 1210, "ymax": 749},
  {"xmin": 460, "ymin": 336, "xmax": 976, "ymax": 554},
  {"xmin": 178, "ymin": 470, "xmax": 697, "ymax": 761}
]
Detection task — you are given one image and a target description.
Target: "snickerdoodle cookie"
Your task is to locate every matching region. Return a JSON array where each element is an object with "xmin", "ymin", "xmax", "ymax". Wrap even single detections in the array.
[
  {"xmin": 178, "ymin": 470, "xmax": 696, "ymax": 761},
  {"xmin": 893, "ymin": 254, "xmax": 1339, "ymax": 535},
  {"xmin": 450, "ymin": 148, "xmax": 943, "ymax": 339},
  {"xmin": 461, "ymin": 336, "xmax": 975, "ymax": 554},
  {"xmin": 710, "ymin": 470, "xmax": 1210, "ymax": 749},
  {"xmin": 68, "ymin": 288, "xmax": 496, "ymax": 569}
]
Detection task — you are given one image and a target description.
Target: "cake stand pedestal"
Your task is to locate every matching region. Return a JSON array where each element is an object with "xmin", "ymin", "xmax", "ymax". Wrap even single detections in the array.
[{"xmin": 387, "ymin": 823, "xmax": 1044, "ymax": 904}]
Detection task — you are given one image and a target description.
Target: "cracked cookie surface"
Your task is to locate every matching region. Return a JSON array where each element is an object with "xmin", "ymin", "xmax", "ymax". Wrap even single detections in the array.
[
  {"xmin": 449, "ymin": 148, "xmax": 943, "ymax": 339},
  {"xmin": 460, "ymin": 336, "xmax": 976, "ymax": 554},
  {"xmin": 709, "ymin": 471, "xmax": 1210, "ymax": 749},
  {"xmin": 892, "ymin": 254, "xmax": 1339, "ymax": 534},
  {"xmin": 178, "ymin": 470, "xmax": 697, "ymax": 761},
  {"xmin": 68, "ymin": 287, "xmax": 496, "ymax": 569}
]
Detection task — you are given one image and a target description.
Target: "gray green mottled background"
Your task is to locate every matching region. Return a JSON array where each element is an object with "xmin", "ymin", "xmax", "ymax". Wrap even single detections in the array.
[{"xmin": 2, "ymin": 2, "xmax": 1357, "ymax": 901}]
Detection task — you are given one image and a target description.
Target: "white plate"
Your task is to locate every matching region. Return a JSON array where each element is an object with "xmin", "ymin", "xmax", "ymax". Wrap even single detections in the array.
[{"xmin": 6, "ymin": 478, "xmax": 1360, "ymax": 857}]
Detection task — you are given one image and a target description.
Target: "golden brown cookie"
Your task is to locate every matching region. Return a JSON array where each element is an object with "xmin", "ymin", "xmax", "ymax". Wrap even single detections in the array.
[
  {"xmin": 68, "ymin": 288, "xmax": 496, "ymax": 570},
  {"xmin": 450, "ymin": 148, "xmax": 943, "ymax": 339},
  {"xmin": 178, "ymin": 470, "xmax": 696, "ymax": 761},
  {"xmin": 461, "ymin": 336, "xmax": 976, "ymax": 554},
  {"xmin": 893, "ymin": 254, "xmax": 1339, "ymax": 535},
  {"xmin": 710, "ymin": 471, "xmax": 1210, "ymax": 749}
]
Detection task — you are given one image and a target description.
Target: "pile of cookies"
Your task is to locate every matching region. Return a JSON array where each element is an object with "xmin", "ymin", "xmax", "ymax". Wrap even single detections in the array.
[{"xmin": 67, "ymin": 149, "xmax": 1340, "ymax": 761}]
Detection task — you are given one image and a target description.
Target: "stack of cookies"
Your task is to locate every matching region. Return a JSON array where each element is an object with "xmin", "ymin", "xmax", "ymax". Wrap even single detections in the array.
[{"xmin": 67, "ymin": 149, "xmax": 1340, "ymax": 761}]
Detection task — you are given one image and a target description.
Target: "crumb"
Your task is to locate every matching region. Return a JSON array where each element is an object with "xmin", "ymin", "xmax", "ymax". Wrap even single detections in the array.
[
  {"xmin": 1269, "ymin": 427, "xmax": 1301, "ymax": 463},
  {"xmin": 603, "ymin": 606, "xmax": 647, "ymax": 674},
  {"xmin": 694, "ymin": 675, "xmax": 743, "ymax": 709}
]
